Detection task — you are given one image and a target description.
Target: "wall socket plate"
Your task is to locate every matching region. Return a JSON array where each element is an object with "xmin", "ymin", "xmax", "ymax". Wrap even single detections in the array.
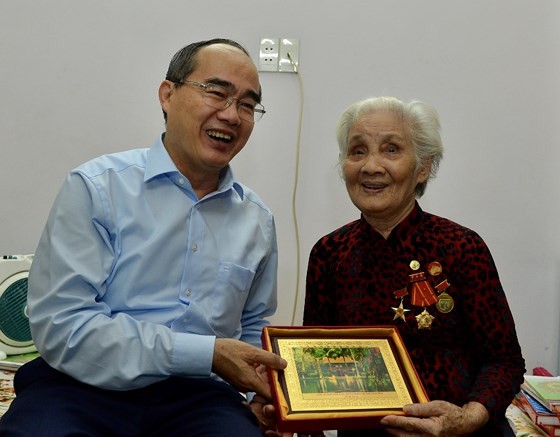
[
  {"xmin": 258, "ymin": 38, "xmax": 279, "ymax": 72},
  {"xmin": 259, "ymin": 37, "xmax": 299, "ymax": 73},
  {"xmin": 278, "ymin": 38, "xmax": 299, "ymax": 73}
]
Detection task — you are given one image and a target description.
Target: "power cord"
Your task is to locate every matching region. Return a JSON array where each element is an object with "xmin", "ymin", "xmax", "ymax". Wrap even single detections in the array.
[{"xmin": 286, "ymin": 51, "xmax": 304, "ymax": 326}]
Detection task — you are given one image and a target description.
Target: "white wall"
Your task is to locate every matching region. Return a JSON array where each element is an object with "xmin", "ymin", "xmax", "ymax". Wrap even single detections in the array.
[{"xmin": 1, "ymin": 0, "xmax": 559, "ymax": 374}]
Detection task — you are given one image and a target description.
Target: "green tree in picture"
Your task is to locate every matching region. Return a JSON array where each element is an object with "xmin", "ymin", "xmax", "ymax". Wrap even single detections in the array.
[{"xmin": 293, "ymin": 346, "xmax": 394, "ymax": 394}]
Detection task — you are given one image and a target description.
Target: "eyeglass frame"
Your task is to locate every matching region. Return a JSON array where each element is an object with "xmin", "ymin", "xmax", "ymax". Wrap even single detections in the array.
[{"xmin": 172, "ymin": 79, "xmax": 266, "ymax": 123}]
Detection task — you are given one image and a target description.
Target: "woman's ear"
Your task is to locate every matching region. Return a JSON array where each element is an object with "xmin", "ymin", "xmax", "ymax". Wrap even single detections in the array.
[{"xmin": 417, "ymin": 159, "xmax": 432, "ymax": 184}]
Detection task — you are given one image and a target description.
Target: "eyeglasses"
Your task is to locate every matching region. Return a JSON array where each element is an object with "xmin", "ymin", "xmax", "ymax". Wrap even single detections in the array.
[{"xmin": 174, "ymin": 80, "xmax": 266, "ymax": 123}]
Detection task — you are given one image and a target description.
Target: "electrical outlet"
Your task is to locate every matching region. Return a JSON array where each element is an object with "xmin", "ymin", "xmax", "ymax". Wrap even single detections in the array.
[
  {"xmin": 278, "ymin": 38, "xmax": 299, "ymax": 73},
  {"xmin": 258, "ymin": 38, "xmax": 279, "ymax": 72}
]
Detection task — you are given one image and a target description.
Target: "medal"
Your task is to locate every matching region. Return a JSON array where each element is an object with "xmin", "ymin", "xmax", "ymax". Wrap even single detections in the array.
[
  {"xmin": 393, "ymin": 287, "xmax": 408, "ymax": 299},
  {"xmin": 409, "ymin": 271, "xmax": 438, "ymax": 307},
  {"xmin": 391, "ymin": 299, "xmax": 411, "ymax": 322},
  {"xmin": 415, "ymin": 308, "xmax": 435, "ymax": 329},
  {"xmin": 435, "ymin": 279, "xmax": 450, "ymax": 293},
  {"xmin": 427, "ymin": 261, "xmax": 442, "ymax": 276},
  {"xmin": 391, "ymin": 259, "xmax": 455, "ymax": 329},
  {"xmin": 436, "ymin": 292, "xmax": 454, "ymax": 313}
]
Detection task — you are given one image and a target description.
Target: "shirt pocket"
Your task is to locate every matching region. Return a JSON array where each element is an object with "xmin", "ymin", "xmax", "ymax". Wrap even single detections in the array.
[{"xmin": 211, "ymin": 262, "xmax": 255, "ymax": 336}]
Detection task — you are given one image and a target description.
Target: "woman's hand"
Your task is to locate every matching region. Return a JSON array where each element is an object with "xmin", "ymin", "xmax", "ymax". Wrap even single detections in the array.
[
  {"xmin": 248, "ymin": 393, "xmax": 294, "ymax": 437},
  {"xmin": 379, "ymin": 400, "xmax": 489, "ymax": 436}
]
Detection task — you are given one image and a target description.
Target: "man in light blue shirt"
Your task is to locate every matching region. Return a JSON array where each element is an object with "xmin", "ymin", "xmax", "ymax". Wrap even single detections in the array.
[{"xmin": 0, "ymin": 38, "xmax": 288, "ymax": 436}]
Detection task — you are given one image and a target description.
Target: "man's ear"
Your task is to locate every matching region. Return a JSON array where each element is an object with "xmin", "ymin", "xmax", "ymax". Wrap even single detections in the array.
[{"xmin": 158, "ymin": 80, "xmax": 174, "ymax": 113}]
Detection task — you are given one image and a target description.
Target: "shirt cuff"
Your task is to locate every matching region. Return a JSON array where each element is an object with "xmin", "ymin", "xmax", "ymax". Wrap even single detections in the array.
[{"xmin": 170, "ymin": 333, "xmax": 215, "ymax": 376}]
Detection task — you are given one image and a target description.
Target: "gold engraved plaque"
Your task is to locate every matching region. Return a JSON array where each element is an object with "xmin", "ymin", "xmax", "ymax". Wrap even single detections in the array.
[{"xmin": 261, "ymin": 326, "xmax": 429, "ymax": 433}]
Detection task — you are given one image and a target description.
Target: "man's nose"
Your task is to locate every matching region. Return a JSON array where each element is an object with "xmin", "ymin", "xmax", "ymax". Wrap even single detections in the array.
[{"xmin": 217, "ymin": 98, "xmax": 242, "ymax": 125}]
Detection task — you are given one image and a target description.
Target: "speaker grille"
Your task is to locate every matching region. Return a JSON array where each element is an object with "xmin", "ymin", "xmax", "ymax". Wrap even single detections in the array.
[{"xmin": 0, "ymin": 278, "xmax": 31, "ymax": 342}]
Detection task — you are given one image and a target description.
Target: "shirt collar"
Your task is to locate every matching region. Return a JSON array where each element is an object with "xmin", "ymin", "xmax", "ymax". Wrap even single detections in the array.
[
  {"xmin": 359, "ymin": 201, "xmax": 424, "ymax": 242},
  {"xmin": 144, "ymin": 134, "xmax": 244, "ymax": 199},
  {"xmin": 389, "ymin": 201, "xmax": 424, "ymax": 241}
]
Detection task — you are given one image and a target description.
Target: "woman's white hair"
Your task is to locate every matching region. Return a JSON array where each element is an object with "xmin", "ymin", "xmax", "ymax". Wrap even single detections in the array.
[{"xmin": 336, "ymin": 96, "xmax": 444, "ymax": 197}]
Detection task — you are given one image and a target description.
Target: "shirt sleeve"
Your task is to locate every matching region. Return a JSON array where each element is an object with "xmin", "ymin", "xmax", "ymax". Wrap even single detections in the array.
[
  {"xmin": 303, "ymin": 237, "xmax": 337, "ymax": 326},
  {"xmin": 458, "ymin": 231, "xmax": 525, "ymax": 424},
  {"xmin": 28, "ymin": 173, "xmax": 215, "ymax": 390}
]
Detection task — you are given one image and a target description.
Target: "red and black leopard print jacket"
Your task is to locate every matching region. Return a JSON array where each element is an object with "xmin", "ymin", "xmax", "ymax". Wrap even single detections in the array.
[{"xmin": 303, "ymin": 202, "xmax": 525, "ymax": 436}]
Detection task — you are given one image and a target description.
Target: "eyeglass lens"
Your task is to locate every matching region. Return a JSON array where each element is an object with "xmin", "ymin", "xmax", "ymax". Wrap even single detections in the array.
[{"xmin": 202, "ymin": 83, "xmax": 265, "ymax": 122}]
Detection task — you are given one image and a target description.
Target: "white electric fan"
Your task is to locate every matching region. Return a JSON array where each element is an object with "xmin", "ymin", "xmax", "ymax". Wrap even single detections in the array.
[{"xmin": 0, "ymin": 254, "xmax": 36, "ymax": 355}]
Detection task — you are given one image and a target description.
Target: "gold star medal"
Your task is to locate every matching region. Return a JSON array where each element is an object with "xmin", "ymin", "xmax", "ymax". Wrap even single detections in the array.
[
  {"xmin": 415, "ymin": 308, "xmax": 435, "ymax": 329},
  {"xmin": 391, "ymin": 299, "xmax": 411, "ymax": 322}
]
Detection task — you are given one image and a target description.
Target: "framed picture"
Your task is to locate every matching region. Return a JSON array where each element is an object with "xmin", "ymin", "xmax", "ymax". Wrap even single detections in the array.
[{"xmin": 261, "ymin": 326, "xmax": 429, "ymax": 432}]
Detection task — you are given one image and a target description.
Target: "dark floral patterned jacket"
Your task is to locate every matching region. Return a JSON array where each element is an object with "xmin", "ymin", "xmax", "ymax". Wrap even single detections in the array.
[{"xmin": 304, "ymin": 202, "xmax": 525, "ymax": 436}]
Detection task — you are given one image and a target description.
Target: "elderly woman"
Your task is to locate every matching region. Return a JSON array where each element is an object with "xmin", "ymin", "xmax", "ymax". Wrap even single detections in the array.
[{"xmin": 303, "ymin": 96, "xmax": 525, "ymax": 436}]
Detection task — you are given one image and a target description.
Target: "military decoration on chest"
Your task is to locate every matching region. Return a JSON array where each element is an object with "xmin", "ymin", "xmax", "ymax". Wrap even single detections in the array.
[{"xmin": 391, "ymin": 260, "xmax": 454, "ymax": 329}]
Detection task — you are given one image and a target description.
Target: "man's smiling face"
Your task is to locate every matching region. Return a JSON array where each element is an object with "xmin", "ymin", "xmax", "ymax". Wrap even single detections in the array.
[{"xmin": 159, "ymin": 43, "xmax": 260, "ymax": 184}]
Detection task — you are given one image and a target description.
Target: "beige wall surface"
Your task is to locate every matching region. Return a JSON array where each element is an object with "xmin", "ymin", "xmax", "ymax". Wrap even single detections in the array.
[{"xmin": 1, "ymin": 0, "xmax": 559, "ymax": 373}]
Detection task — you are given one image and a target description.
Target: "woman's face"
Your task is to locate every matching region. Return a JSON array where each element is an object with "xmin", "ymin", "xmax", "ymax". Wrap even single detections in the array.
[{"xmin": 342, "ymin": 109, "xmax": 429, "ymax": 229}]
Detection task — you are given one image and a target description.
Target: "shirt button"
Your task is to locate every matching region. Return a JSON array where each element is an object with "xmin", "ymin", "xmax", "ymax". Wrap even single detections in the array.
[
  {"xmin": 185, "ymin": 289, "xmax": 191, "ymax": 296},
  {"xmin": 178, "ymin": 177, "xmax": 185, "ymax": 185},
  {"xmin": 191, "ymin": 244, "xmax": 198, "ymax": 252}
]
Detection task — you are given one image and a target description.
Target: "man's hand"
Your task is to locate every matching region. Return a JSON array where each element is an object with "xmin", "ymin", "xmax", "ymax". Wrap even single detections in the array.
[
  {"xmin": 212, "ymin": 338, "xmax": 287, "ymax": 398},
  {"xmin": 379, "ymin": 400, "xmax": 489, "ymax": 436}
]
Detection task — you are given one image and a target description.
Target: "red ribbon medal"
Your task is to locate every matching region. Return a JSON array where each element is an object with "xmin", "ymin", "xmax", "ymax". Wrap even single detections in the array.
[{"xmin": 408, "ymin": 271, "xmax": 438, "ymax": 307}]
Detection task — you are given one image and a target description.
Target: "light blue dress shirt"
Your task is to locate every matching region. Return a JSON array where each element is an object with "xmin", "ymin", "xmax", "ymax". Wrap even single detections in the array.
[{"xmin": 28, "ymin": 135, "xmax": 278, "ymax": 390}]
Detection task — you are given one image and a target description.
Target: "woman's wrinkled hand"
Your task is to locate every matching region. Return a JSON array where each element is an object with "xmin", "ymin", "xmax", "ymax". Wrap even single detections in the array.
[{"xmin": 379, "ymin": 400, "xmax": 489, "ymax": 436}]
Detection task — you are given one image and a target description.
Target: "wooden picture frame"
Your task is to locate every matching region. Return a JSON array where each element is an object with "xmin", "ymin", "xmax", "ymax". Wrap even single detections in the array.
[{"xmin": 261, "ymin": 326, "xmax": 429, "ymax": 432}]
